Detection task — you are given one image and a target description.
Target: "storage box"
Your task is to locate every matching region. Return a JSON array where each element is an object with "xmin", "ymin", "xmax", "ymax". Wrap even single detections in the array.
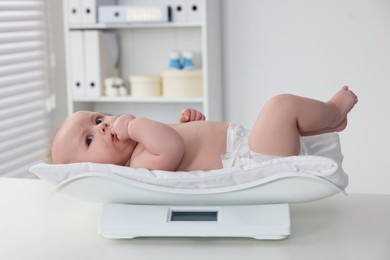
[
  {"xmin": 129, "ymin": 75, "xmax": 161, "ymax": 97},
  {"xmin": 98, "ymin": 5, "xmax": 171, "ymax": 24},
  {"xmin": 161, "ymin": 69, "xmax": 203, "ymax": 97}
]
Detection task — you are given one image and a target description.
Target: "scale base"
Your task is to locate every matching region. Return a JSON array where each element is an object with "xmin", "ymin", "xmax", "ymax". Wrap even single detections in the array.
[{"xmin": 99, "ymin": 203, "xmax": 290, "ymax": 240}]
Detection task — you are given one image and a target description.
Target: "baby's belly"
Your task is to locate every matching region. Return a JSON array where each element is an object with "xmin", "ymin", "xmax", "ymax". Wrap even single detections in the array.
[
  {"xmin": 172, "ymin": 121, "xmax": 228, "ymax": 171},
  {"xmin": 176, "ymin": 152, "xmax": 224, "ymax": 171}
]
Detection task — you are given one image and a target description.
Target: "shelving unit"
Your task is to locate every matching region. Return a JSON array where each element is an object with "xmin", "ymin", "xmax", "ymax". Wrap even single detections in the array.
[
  {"xmin": 63, "ymin": 0, "xmax": 222, "ymax": 123},
  {"xmin": 73, "ymin": 96, "xmax": 203, "ymax": 103},
  {"xmin": 69, "ymin": 22, "xmax": 202, "ymax": 29}
]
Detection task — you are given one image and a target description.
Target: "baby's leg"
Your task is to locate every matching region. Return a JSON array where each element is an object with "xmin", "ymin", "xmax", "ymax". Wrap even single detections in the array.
[{"xmin": 248, "ymin": 86, "xmax": 358, "ymax": 156}]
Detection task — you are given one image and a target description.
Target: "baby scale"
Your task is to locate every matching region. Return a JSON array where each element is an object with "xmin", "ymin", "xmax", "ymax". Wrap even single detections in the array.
[
  {"xmin": 99, "ymin": 204, "xmax": 290, "ymax": 239},
  {"xmin": 30, "ymin": 133, "xmax": 346, "ymax": 240}
]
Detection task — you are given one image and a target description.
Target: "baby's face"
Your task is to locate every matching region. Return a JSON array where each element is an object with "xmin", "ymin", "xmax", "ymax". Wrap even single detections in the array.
[{"xmin": 51, "ymin": 111, "xmax": 136, "ymax": 165}]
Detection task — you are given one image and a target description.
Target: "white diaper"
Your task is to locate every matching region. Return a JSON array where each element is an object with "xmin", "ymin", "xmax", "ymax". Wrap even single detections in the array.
[{"xmin": 221, "ymin": 123, "xmax": 307, "ymax": 168}]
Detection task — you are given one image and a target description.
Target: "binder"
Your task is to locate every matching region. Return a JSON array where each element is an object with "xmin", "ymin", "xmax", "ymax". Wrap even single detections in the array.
[
  {"xmin": 186, "ymin": 0, "xmax": 202, "ymax": 23},
  {"xmin": 81, "ymin": 0, "xmax": 97, "ymax": 24},
  {"xmin": 69, "ymin": 31, "xmax": 86, "ymax": 98},
  {"xmin": 68, "ymin": 0, "xmax": 82, "ymax": 25},
  {"xmin": 81, "ymin": 0, "xmax": 116, "ymax": 24},
  {"xmin": 169, "ymin": 0, "xmax": 187, "ymax": 23},
  {"xmin": 84, "ymin": 30, "xmax": 118, "ymax": 98}
]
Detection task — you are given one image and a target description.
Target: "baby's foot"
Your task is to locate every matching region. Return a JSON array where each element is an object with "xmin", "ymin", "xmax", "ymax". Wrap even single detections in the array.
[{"xmin": 327, "ymin": 86, "xmax": 358, "ymax": 128}]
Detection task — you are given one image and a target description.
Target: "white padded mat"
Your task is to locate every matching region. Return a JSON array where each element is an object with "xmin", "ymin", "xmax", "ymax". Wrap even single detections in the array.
[{"xmin": 30, "ymin": 133, "xmax": 348, "ymax": 190}]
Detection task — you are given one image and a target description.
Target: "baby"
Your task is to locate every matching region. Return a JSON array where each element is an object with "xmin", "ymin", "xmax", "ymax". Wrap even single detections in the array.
[{"xmin": 50, "ymin": 86, "xmax": 358, "ymax": 171}]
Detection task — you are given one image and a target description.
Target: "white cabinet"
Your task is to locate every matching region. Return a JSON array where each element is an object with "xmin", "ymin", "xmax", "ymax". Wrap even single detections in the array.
[{"xmin": 63, "ymin": 0, "xmax": 222, "ymax": 123}]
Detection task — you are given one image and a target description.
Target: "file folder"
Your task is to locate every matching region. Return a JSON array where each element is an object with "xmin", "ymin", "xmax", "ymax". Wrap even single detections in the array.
[
  {"xmin": 81, "ymin": 0, "xmax": 116, "ymax": 24},
  {"xmin": 187, "ymin": 0, "xmax": 202, "ymax": 23},
  {"xmin": 68, "ymin": 0, "xmax": 82, "ymax": 25},
  {"xmin": 84, "ymin": 30, "xmax": 118, "ymax": 98},
  {"xmin": 169, "ymin": 0, "xmax": 187, "ymax": 23},
  {"xmin": 69, "ymin": 31, "xmax": 86, "ymax": 98}
]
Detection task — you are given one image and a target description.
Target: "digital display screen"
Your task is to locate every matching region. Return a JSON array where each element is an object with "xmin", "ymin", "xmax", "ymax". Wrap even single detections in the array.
[{"xmin": 170, "ymin": 211, "xmax": 218, "ymax": 222}]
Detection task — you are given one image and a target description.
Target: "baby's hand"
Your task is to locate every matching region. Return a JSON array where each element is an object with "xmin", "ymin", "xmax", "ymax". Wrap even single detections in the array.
[
  {"xmin": 179, "ymin": 108, "xmax": 206, "ymax": 123},
  {"xmin": 111, "ymin": 114, "xmax": 135, "ymax": 140}
]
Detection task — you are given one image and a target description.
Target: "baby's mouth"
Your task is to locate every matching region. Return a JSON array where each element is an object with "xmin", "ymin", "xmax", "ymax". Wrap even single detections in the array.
[{"xmin": 111, "ymin": 133, "xmax": 118, "ymax": 141}]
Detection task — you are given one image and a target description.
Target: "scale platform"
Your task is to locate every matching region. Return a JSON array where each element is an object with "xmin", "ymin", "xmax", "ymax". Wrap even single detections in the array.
[{"xmin": 99, "ymin": 203, "xmax": 290, "ymax": 240}]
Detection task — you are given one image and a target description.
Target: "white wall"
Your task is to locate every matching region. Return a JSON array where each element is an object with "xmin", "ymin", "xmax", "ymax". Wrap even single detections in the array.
[{"xmin": 222, "ymin": 0, "xmax": 390, "ymax": 194}]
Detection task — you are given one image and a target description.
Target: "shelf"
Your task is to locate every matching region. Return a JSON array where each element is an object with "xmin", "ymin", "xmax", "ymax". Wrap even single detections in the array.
[
  {"xmin": 69, "ymin": 22, "xmax": 202, "ymax": 30},
  {"xmin": 73, "ymin": 96, "xmax": 205, "ymax": 103},
  {"xmin": 64, "ymin": 0, "xmax": 222, "ymax": 121}
]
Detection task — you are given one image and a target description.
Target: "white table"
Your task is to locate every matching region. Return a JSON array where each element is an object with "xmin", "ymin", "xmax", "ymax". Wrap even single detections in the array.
[{"xmin": 1, "ymin": 178, "xmax": 389, "ymax": 260}]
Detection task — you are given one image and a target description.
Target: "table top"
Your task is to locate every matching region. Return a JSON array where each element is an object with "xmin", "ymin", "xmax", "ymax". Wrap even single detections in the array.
[{"xmin": 0, "ymin": 178, "xmax": 389, "ymax": 260}]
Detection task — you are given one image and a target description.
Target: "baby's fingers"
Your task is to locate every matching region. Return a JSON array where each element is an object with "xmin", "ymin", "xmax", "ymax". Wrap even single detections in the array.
[
  {"xmin": 111, "ymin": 114, "xmax": 134, "ymax": 139},
  {"xmin": 179, "ymin": 108, "xmax": 191, "ymax": 123},
  {"xmin": 194, "ymin": 110, "xmax": 205, "ymax": 121},
  {"xmin": 179, "ymin": 108, "xmax": 205, "ymax": 123}
]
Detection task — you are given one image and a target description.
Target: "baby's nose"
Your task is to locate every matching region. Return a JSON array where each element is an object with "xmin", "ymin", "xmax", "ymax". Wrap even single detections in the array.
[{"xmin": 98, "ymin": 122, "xmax": 111, "ymax": 133}]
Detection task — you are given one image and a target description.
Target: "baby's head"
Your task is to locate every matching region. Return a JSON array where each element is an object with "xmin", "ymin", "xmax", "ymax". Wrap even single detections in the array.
[{"xmin": 50, "ymin": 111, "xmax": 135, "ymax": 165}]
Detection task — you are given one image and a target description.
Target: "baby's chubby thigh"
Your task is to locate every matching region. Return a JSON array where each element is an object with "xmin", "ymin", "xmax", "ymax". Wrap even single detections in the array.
[{"xmin": 248, "ymin": 105, "xmax": 301, "ymax": 157}]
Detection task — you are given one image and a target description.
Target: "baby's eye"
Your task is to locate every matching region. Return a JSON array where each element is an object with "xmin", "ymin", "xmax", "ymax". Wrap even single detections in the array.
[
  {"xmin": 95, "ymin": 117, "xmax": 103, "ymax": 125},
  {"xmin": 86, "ymin": 135, "xmax": 93, "ymax": 146}
]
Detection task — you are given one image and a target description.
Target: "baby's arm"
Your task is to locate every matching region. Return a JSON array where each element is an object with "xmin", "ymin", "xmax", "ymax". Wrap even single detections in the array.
[
  {"xmin": 179, "ymin": 108, "xmax": 206, "ymax": 123},
  {"xmin": 112, "ymin": 115, "xmax": 185, "ymax": 171}
]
